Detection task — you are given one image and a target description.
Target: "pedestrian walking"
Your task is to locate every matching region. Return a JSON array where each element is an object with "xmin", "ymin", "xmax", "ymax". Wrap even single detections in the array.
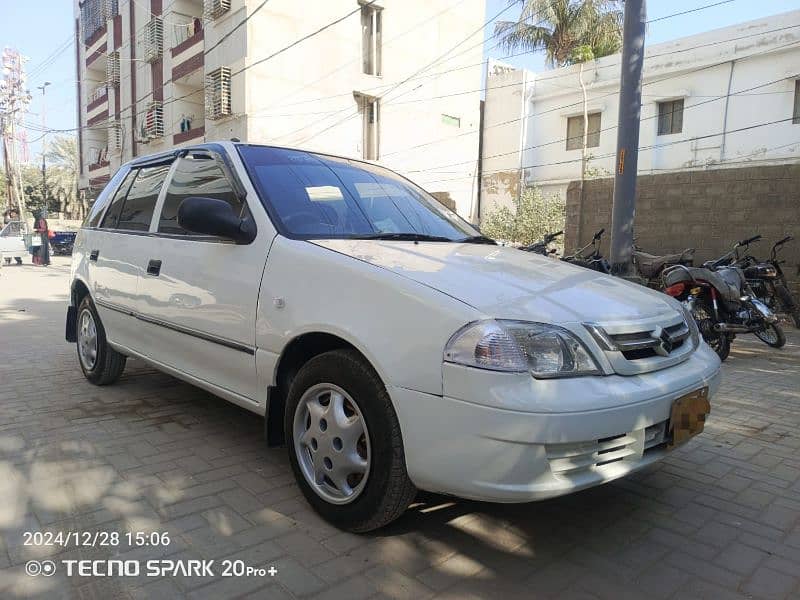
[{"xmin": 32, "ymin": 212, "xmax": 51, "ymax": 266}]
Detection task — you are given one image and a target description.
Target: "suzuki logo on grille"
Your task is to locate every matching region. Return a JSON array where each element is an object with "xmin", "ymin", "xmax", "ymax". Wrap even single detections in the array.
[{"xmin": 651, "ymin": 326, "xmax": 674, "ymax": 357}]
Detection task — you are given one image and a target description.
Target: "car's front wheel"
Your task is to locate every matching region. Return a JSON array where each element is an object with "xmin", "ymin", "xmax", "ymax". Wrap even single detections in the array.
[
  {"xmin": 76, "ymin": 295, "xmax": 127, "ymax": 385},
  {"xmin": 284, "ymin": 349, "xmax": 416, "ymax": 532}
]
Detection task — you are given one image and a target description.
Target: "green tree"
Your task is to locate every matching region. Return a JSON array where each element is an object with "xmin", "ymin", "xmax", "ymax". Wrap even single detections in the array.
[
  {"xmin": 494, "ymin": 1, "xmax": 622, "ymax": 230},
  {"xmin": 482, "ymin": 187, "xmax": 565, "ymax": 246},
  {"xmin": 45, "ymin": 135, "xmax": 83, "ymax": 218},
  {"xmin": 494, "ymin": 1, "xmax": 622, "ymax": 68}
]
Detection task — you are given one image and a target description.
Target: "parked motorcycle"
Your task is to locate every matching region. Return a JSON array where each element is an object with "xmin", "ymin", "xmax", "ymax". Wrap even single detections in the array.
[
  {"xmin": 633, "ymin": 245, "xmax": 695, "ymax": 288},
  {"xmin": 561, "ymin": 228, "xmax": 611, "ymax": 274},
  {"xmin": 734, "ymin": 235, "xmax": 800, "ymax": 329},
  {"xmin": 520, "ymin": 230, "xmax": 562, "ymax": 256},
  {"xmin": 662, "ymin": 236, "xmax": 785, "ymax": 361}
]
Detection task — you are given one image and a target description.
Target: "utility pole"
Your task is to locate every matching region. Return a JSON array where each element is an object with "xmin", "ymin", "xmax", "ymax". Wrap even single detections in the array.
[
  {"xmin": 0, "ymin": 48, "xmax": 31, "ymax": 217},
  {"xmin": 608, "ymin": 0, "xmax": 646, "ymax": 276},
  {"xmin": 38, "ymin": 81, "xmax": 50, "ymax": 218}
]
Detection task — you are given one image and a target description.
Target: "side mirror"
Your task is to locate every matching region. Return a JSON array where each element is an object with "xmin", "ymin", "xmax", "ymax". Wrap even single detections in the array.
[{"xmin": 177, "ymin": 197, "xmax": 256, "ymax": 244}]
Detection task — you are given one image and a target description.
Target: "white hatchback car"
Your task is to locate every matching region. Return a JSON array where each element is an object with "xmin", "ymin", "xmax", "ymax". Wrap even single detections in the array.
[{"xmin": 68, "ymin": 142, "xmax": 721, "ymax": 531}]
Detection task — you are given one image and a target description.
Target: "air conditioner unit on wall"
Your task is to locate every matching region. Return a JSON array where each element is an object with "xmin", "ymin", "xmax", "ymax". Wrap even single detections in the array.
[
  {"xmin": 205, "ymin": 67, "xmax": 232, "ymax": 120},
  {"xmin": 203, "ymin": 0, "xmax": 231, "ymax": 20}
]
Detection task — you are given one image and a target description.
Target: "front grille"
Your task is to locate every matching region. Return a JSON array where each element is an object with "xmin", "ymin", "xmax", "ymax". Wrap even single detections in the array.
[
  {"xmin": 545, "ymin": 433, "xmax": 638, "ymax": 476},
  {"xmin": 608, "ymin": 321, "xmax": 690, "ymax": 360},
  {"xmin": 584, "ymin": 312, "xmax": 695, "ymax": 375}
]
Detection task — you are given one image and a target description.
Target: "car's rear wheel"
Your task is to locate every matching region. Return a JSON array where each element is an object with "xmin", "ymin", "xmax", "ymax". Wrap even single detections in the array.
[
  {"xmin": 76, "ymin": 295, "xmax": 126, "ymax": 385},
  {"xmin": 284, "ymin": 349, "xmax": 416, "ymax": 532}
]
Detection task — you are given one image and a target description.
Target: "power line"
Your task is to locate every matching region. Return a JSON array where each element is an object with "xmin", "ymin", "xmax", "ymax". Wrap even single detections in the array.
[
  {"xmin": 403, "ymin": 68, "xmax": 798, "ymax": 173},
  {"xmin": 415, "ymin": 117, "xmax": 797, "ymax": 187},
  {"xmin": 382, "ymin": 35, "xmax": 800, "ymax": 163},
  {"xmin": 647, "ymin": 0, "xmax": 736, "ymax": 24}
]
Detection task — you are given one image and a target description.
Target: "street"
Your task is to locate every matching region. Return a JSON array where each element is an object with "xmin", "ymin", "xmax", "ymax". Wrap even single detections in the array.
[{"xmin": 1, "ymin": 258, "xmax": 799, "ymax": 600}]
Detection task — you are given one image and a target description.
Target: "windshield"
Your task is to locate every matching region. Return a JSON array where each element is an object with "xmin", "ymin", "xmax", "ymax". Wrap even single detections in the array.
[{"xmin": 238, "ymin": 145, "xmax": 479, "ymax": 241}]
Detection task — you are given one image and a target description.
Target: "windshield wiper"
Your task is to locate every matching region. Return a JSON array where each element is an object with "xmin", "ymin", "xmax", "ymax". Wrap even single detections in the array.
[
  {"xmin": 457, "ymin": 235, "xmax": 497, "ymax": 245},
  {"xmin": 351, "ymin": 232, "xmax": 454, "ymax": 242}
]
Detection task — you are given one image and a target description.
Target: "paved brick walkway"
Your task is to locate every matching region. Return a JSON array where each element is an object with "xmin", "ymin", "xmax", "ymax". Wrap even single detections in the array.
[{"xmin": 1, "ymin": 258, "xmax": 799, "ymax": 599}]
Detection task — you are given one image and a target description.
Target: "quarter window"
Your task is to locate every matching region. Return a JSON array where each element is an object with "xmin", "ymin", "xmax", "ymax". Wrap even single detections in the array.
[
  {"xmin": 657, "ymin": 99, "xmax": 684, "ymax": 135},
  {"xmin": 85, "ymin": 167, "xmax": 130, "ymax": 228},
  {"xmin": 116, "ymin": 164, "xmax": 170, "ymax": 231},
  {"xmin": 158, "ymin": 155, "xmax": 242, "ymax": 234},
  {"xmin": 566, "ymin": 113, "xmax": 601, "ymax": 150}
]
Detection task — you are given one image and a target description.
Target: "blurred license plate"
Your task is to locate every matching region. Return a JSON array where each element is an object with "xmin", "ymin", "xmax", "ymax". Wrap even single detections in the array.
[{"xmin": 668, "ymin": 387, "xmax": 710, "ymax": 448}]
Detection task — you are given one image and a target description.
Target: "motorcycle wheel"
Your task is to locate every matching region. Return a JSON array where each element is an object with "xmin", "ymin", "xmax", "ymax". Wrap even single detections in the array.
[
  {"xmin": 692, "ymin": 304, "xmax": 731, "ymax": 361},
  {"xmin": 774, "ymin": 284, "xmax": 800, "ymax": 328},
  {"xmin": 754, "ymin": 323, "xmax": 786, "ymax": 348},
  {"xmin": 708, "ymin": 333, "xmax": 731, "ymax": 362}
]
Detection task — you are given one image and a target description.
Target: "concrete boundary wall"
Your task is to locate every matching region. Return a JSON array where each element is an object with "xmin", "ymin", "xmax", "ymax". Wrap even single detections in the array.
[{"xmin": 565, "ymin": 164, "xmax": 800, "ymax": 294}]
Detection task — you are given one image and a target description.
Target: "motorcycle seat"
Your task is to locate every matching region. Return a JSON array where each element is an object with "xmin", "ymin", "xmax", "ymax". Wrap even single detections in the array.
[
  {"xmin": 634, "ymin": 249, "xmax": 694, "ymax": 278},
  {"xmin": 663, "ymin": 266, "xmax": 740, "ymax": 302}
]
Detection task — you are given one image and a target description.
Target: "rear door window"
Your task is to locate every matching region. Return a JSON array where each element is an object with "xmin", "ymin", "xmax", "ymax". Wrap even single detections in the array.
[
  {"xmin": 116, "ymin": 164, "xmax": 171, "ymax": 231},
  {"xmin": 99, "ymin": 170, "xmax": 137, "ymax": 229},
  {"xmin": 158, "ymin": 155, "xmax": 243, "ymax": 235}
]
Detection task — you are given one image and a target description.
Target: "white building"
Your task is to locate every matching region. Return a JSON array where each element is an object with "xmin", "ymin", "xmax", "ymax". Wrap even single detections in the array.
[
  {"xmin": 74, "ymin": 0, "xmax": 486, "ymax": 218},
  {"xmin": 481, "ymin": 9, "xmax": 800, "ymax": 215}
]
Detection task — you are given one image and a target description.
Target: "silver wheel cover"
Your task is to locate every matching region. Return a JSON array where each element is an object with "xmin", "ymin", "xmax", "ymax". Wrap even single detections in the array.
[
  {"xmin": 77, "ymin": 309, "xmax": 98, "ymax": 370},
  {"xmin": 293, "ymin": 383, "xmax": 371, "ymax": 505}
]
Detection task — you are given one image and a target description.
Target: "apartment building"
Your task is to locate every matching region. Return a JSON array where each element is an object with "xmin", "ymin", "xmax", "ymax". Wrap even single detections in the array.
[
  {"xmin": 481, "ymin": 10, "xmax": 800, "ymax": 215},
  {"xmin": 74, "ymin": 0, "xmax": 486, "ymax": 218}
]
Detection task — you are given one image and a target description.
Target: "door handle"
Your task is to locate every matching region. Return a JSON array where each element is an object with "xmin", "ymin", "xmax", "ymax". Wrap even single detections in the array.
[
  {"xmin": 89, "ymin": 249, "xmax": 99, "ymax": 261},
  {"xmin": 147, "ymin": 259, "xmax": 162, "ymax": 276}
]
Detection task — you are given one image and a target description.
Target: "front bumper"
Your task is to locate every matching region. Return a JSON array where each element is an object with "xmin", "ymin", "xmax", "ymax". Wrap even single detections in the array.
[{"xmin": 391, "ymin": 343, "xmax": 721, "ymax": 502}]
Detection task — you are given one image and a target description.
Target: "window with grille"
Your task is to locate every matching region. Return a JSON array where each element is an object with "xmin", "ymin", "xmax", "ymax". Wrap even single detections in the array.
[
  {"xmin": 106, "ymin": 51, "xmax": 120, "ymax": 85},
  {"xmin": 658, "ymin": 99, "xmax": 684, "ymax": 135},
  {"xmin": 81, "ymin": 0, "xmax": 105, "ymax": 43},
  {"xmin": 793, "ymin": 80, "xmax": 800, "ymax": 125},
  {"xmin": 566, "ymin": 113, "xmax": 601, "ymax": 150},
  {"xmin": 108, "ymin": 121, "xmax": 122, "ymax": 152},
  {"xmin": 203, "ymin": 0, "xmax": 231, "ymax": 20},
  {"xmin": 142, "ymin": 101, "xmax": 164, "ymax": 139},
  {"xmin": 142, "ymin": 17, "xmax": 164, "ymax": 63},
  {"xmin": 206, "ymin": 67, "xmax": 232, "ymax": 120},
  {"xmin": 361, "ymin": 2, "xmax": 382, "ymax": 76}
]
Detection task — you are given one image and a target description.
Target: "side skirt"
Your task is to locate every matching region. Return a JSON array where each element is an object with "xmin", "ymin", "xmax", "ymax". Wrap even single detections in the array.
[{"xmin": 108, "ymin": 340, "xmax": 266, "ymax": 416}]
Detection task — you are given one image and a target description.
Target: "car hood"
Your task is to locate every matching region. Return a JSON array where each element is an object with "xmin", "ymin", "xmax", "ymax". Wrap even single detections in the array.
[{"xmin": 314, "ymin": 239, "xmax": 680, "ymax": 324}]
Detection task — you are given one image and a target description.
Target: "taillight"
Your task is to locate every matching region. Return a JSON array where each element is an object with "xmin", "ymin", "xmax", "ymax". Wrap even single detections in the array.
[{"xmin": 664, "ymin": 282, "xmax": 685, "ymax": 297}]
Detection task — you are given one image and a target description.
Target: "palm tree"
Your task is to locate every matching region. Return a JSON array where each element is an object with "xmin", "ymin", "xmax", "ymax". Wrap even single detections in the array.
[
  {"xmin": 45, "ymin": 135, "xmax": 84, "ymax": 218},
  {"xmin": 494, "ymin": 1, "xmax": 622, "ymax": 202}
]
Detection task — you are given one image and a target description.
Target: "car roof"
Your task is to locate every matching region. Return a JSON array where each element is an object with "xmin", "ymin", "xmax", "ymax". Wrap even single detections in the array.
[{"xmin": 124, "ymin": 141, "xmax": 376, "ymax": 171}]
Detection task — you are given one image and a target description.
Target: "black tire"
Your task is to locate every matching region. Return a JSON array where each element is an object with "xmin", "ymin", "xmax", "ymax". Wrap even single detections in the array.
[
  {"xmin": 774, "ymin": 284, "xmax": 800, "ymax": 329},
  {"xmin": 707, "ymin": 333, "xmax": 731, "ymax": 362},
  {"xmin": 754, "ymin": 322, "xmax": 786, "ymax": 348},
  {"xmin": 76, "ymin": 295, "xmax": 126, "ymax": 385},
  {"xmin": 284, "ymin": 349, "xmax": 416, "ymax": 532}
]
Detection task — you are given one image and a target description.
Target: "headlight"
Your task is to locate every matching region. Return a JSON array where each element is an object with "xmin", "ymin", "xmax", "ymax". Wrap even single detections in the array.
[{"xmin": 444, "ymin": 320, "xmax": 601, "ymax": 378}]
